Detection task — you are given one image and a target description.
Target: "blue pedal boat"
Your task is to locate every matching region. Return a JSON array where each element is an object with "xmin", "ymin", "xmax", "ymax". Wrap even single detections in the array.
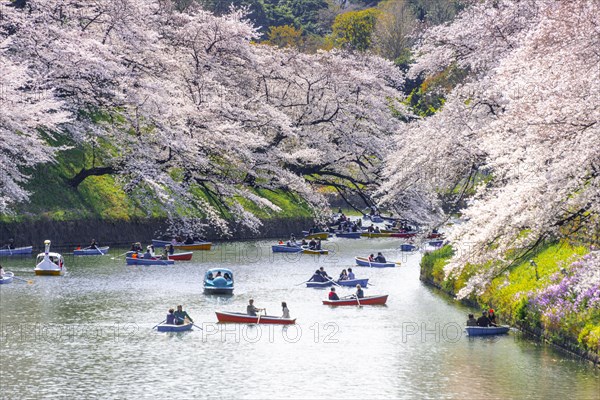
[
  {"xmin": 465, "ymin": 326, "xmax": 510, "ymax": 336},
  {"xmin": 204, "ymin": 268, "xmax": 234, "ymax": 295},
  {"xmin": 156, "ymin": 322, "xmax": 193, "ymax": 332},
  {"xmin": 306, "ymin": 278, "xmax": 369, "ymax": 288},
  {"xmin": 399, "ymin": 243, "xmax": 418, "ymax": 252}
]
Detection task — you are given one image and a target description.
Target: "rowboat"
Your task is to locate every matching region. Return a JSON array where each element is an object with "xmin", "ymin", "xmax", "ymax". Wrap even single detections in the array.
[
  {"xmin": 465, "ymin": 326, "xmax": 510, "ymax": 336},
  {"xmin": 336, "ymin": 232, "xmax": 362, "ymax": 239},
  {"xmin": 360, "ymin": 232, "xmax": 392, "ymax": 238},
  {"xmin": 272, "ymin": 245, "xmax": 302, "ymax": 253},
  {"xmin": 34, "ymin": 240, "xmax": 65, "ymax": 276},
  {"xmin": 399, "ymin": 243, "xmax": 418, "ymax": 252},
  {"xmin": 302, "ymin": 231, "xmax": 329, "ymax": 240},
  {"xmin": 0, "ymin": 246, "xmax": 33, "ymax": 256},
  {"xmin": 151, "ymin": 239, "xmax": 212, "ymax": 251},
  {"xmin": 215, "ymin": 311, "xmax": 296, "ymax": 325},
  {"xmin": 355, "ymin": 257, "xmax": 396, "ymax": 268},
  {"xmin": 306, "ymin": 278, "xmax": 369, "ymax": 288},
  {"xmin": 204, "ymin": 268, "xmax": 234, "ymax": 295},
  {"xmin": 301, "ymin": 246, "xmax": 329, "ymax": 255},
  {"xmin": 390, "ymin": 231, "xmax": 418, "ymax": 238},
  {"xmin": 156, "ymin": 322, "xmax": 193, "ymax": 332},
  {"xmin": 126, "ymin": 257, "xmax": 174, "ymax": 266},
  {"xmin": 73, "ymin": 246, "xmax": 109, "ymax": 256},
  {"xmin": 168, "ymin": 252, "xmax": 193, "ymax": 261},
  {"xmin": 427, "ymin": 240, "xmax": 444, "ymax": 247},
  {"xmin": 322, "ymin": 295, "xmax": 388, "ymax": 306},
  {"xmin": 0, "ymin": 271, "xmax": 14, "ymax": 284}
]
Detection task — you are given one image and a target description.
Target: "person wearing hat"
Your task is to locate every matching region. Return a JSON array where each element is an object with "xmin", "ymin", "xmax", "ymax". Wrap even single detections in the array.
[
  {"xmin": 488, "ymin": 309, "xmax": 498, "ymax": 326},
  {"xmin": 477, "ymin": 311, "xmax": 491, "ymax": 327},
  {"xmin": 328, "ymin": 287, "xmax": 340, "ymax": 300}
]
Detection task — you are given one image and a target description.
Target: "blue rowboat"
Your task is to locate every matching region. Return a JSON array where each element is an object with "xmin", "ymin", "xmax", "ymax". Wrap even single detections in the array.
[
  {"xmin": 465, "ymin": 326, "xmax": 510, "ymax": 336},
  {"xmin": 355, "ymin": 257, "xmax": 396, "ymax": 268},
  {"xmin": 204, "ymin": 268, "xmax": 234, "ymax": 295},
  {"xmin": 306, "ymin": 278, "xmax": 369, "ymax": 288},
  {"xmin": 272, "ymin": 245, "xmax": 302, "ymax": 253},
  {"xmin": 399, "ymin": 243, "xmax": 418, "ymax": 252},
  {"xmin": 73, "ymin": 246, "xmax": 109, "ymax": 256},
  {"xmin": 0, "ymin": 271, "xmax": 14, "ymax": 284},
  {"xmin": 156, "ymin": 323, "xmax": 193, "ymax": 332},
  {"xmin": 336, "ymin": 232, "xmax": 362, "ymax": 239},
  {"xmin": 126, "ymin": 257, "xmax": 174, "ymax": 266},
  {"xmin": 0, "ymin": 246, "xmax": 33, "ymax": 256},
  {"xmin": 428, "ymin": 240, "xmax": 444, "ymax": 247}
]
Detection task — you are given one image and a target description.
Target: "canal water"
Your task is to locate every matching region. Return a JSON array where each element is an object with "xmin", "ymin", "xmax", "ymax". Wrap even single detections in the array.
[{"xmin": 0, "ymin": 239, "xmax": 598, "ymax": 399}]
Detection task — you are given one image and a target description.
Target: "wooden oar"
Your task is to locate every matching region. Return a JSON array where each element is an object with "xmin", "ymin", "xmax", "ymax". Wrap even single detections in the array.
[
  {"xmin": 294, "ymin": 280, "xmax": 309, "ymax": 286},
  {"xmin": 256, "ymin": 309, "xmax": 264, "ymax": 325},
  {"xmin": 326, "ymin": 277, "xmax": 341, "ymax": 287},
  {"xmin": 355, "ymin": 294, "xmax": 361, "ymax": 307},
  {"xmin": 111, "ymin": 251, "xmax": 129, "ymax": 260},
  {"xmin": 152, "ymin": 319, "xmax": 166, "ymax": 330},
  {"xmin": 12, "ymin": 275, "xmax": 33, "ymax": 284}
]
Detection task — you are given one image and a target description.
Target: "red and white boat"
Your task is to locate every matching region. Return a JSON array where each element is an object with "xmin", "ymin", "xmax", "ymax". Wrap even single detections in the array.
[
  {"xmin": 322, "ymin": 295, "xmax": 388, "ymax": 306},
  {"xmin": 167, "ymin": 252, "xmax": 193, "ymax": 261},
  {"xmin": 215, "ymin": 311, "xmax": 296, "ymax": 325}
]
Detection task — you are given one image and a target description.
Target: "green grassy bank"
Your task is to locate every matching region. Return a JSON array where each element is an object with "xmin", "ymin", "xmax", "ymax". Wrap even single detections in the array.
[{"xmin": 421, "ymin": 241, "xmax": 600, "ymax": 364}]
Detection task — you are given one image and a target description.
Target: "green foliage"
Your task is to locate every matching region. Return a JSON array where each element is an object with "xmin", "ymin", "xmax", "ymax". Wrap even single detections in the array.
[
  {"xmin": 331, "ymin": 8, "xmax": 381, "ymax": 51},
  {"xmin": 264, "ymin": 25, "xmax": 304, "ymax": 48}
]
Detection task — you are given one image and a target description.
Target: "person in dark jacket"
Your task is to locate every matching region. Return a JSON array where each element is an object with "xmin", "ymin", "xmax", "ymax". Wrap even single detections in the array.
[
  {"xmin": 477, "ymin": 311, "xmax": 491, "ymax": 327},
  {"xmin": 319, "ymin": 267, "xmax": 331, "ymax": 280},
  {"xmin": 466, "ymin": 314, "xmax": 478, "ymax": 326},
  {"xmin": 328, "ymin": 287, "xmax": 340, "ymax": 300},
  {"xmin": 308, "ymin": 270, "xmax": 326, "ymax": 282},
  {"xmin": 488, "ymin": 309, "xmax": 498, "ymax": 326},
  {"xmin": 374, "ymin": 252, "xmax": 387, "ymax": 263},
  {"xmin": 174, "ymin": 305, "xmax": 193, "ymax": 325}
]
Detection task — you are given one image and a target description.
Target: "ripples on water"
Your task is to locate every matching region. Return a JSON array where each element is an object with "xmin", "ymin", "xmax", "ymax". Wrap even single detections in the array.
[{"xmin": 0, "ymin": 239, "xmax": 598, "ymax": 399}]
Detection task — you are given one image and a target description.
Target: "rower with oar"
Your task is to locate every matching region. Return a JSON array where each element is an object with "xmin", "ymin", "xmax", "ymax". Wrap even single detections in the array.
[{"xmin": 173, "ymin": 305, "xmax": 193, "ymax": 325}]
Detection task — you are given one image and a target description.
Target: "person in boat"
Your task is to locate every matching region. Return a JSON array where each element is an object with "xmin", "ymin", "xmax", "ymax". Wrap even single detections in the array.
[
  {"xmin": 86, "ymin": 239, "xmax": 99, "ymax": 250},
  {"xmin": 347, "ymin": 268, "xmax": 355, "ymax": 280},
  {"xmin": 130, "ymin": 243, "xmax": 137, "ymax": 252},
  {"xmin": 301, "ymin": 239, "xmax": 308, "ymax": 246},
  {"xmin": 316, "ymin": 239, "xmax": 322, "ymax": 250},
  {"xmin": 466, "ymin": 314, "xmax": 478, "ymax": 326},
  {"xmin": 308, "ymin": 270, "xmax": 326, "ymax": 283},
  {"xmin": 351, "ymin": 224, "xmax": 358, "ymax": 233},
  {"xmin": 367, "ymin": 224, "xmax": 374, "ymax": 233},
  {"xmin": 374, "ymin": 226, "xmax": 381, "ymax": 234},
  {"xmin": 374, "ymin": 252, "xmax": 387, "ymax": 263},
  {"xmin": 339, "ymin": 269, "xmax": 348, "ymax": 281},
  {"xmin": 174, "ymin": 305, "xmax": 193, "ymax": 325},
  {"xmin": 355, "ymin": 284, "xmax": 364, "ymax": 299},
  {"xmin": 308, "ymin": 238, "xmax": 317, "ymax": 250},
  {"xmin": 247, "ymin": 299, "xmax": 264, "ymax": 316},
  {"xmin": 319, "ymin": 267, "xmax": 332, "ymax": 281},
  {"xmin": 215, "ymin": 271, "xmax": 222, "ymax": 278},
  {"xmin": 356, "ymin": 218, "xmax": 362, "ymax": 227},
  {"xmin": 167, "ymin": 244, "xmax": 175, "ymax": 255},
  {"xmin": 477, "ymin": 311, "xmax": 491, "ymax": 327},
  {"xmin": 281, "ymin": 302, "xmax": 290, "ymax": 319},
  {"xmin": 368, "ymin": 254, "xmax": 375, "ymax": 262},
  {"xmin": 488, "ymin": 309, "xmax": 498, "ymax": 326},
  {"xmin": 171, "ymin": 238, "xmax": 178, "ymax": 246},
  {"xmin": 328, "ymin": 287, "xmax": 340, "ymax": 300},
  {"xmin": 143, "ymin": 247, "xmax": 154, "ymax": 259},
  {"xmin": 184, "ymin": 236, "xmax": 194, "ymax": 245},
  {"xmin": 6, "ymin": 239, "xmax": 15, "ymax": 250},
  {"xmin": 207, "ymin": 272, "xmax": 214, "ymax": 280},
  {"xmin": 166, "ymin": 309, "xmax": 176, "ymax": 325},
  {"xmin": 224, "ymin": 272, "xmax": 231, "ymax": 280}
]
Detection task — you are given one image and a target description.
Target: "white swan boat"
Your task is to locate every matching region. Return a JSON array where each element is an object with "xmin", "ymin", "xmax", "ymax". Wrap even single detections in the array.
[{"xmin": 34, "ymin": 240, "xmax": 65, "ymax": 276}]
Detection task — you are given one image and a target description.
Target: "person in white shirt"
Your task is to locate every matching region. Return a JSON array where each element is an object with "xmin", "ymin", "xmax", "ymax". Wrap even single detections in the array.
[{"xmin": 281, "ymin": 302, "xmax": 290, "ymax": 319}]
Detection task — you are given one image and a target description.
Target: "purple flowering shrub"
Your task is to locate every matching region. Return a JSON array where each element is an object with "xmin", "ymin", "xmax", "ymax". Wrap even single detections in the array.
[{"xmin": 529, "ymin": 251, "xmax": 600, "ymax": 352}]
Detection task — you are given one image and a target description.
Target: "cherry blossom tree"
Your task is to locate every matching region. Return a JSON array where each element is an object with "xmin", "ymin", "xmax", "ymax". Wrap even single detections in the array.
[{"xmin": 382, "ymin": 0, "xmax": 600, "ymax": 297}]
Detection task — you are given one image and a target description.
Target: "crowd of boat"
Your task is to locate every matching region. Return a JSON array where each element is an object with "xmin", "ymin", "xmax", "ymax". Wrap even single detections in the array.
[{"xmin": 0, "ymin": 213, "xmax": 509, "ymax": 336}]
